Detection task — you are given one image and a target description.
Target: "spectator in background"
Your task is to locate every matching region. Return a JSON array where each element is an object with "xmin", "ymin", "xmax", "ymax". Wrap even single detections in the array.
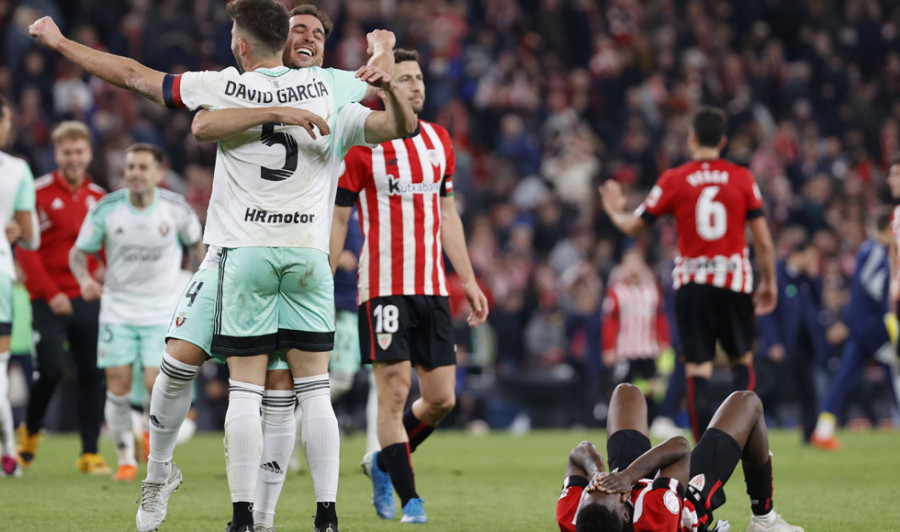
[
  {"xmin": 601, "ymin": 248, "xmax": 670, "ymax": 424},
  {"xmin": 756, "ymin": 236, "xmax": 827, "ymax": 443},
  {"xmin": 15, "ymin": 121, "xmax": 109, "ymax": 474}
]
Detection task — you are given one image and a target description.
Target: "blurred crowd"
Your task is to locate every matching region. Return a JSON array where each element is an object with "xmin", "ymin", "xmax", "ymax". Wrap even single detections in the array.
[{"xmin": 3, "ymin": 0, "xmax": 900, "ymax": 430}]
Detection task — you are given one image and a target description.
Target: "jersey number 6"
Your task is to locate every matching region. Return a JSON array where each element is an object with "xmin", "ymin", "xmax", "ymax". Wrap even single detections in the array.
[
  {"xmin": 260, "ymin": 122, "xmax": 299, "ymax": 182},
  {"xmin": 696, "ymin": 186, "xmax": 727, "ymax": 241}
]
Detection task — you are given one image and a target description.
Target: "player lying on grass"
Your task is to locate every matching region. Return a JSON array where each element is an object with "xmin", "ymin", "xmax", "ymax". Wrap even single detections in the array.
[{"xmin": 557, "ymin": 384, "xmax": 803, "ymax": 532}]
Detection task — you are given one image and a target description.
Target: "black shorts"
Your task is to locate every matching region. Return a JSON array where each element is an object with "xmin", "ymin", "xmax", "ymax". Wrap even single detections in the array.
[
  {"xmin": 675, "ymin": 283, "xmax": 755, "ymax": 364},
  {"xmin": 606, "ymin": 429, "xmax": 652, "ymax": 473},
  {"xmin": 626, "ymin": 359, "xmax": 658, "ymax": 381},
  {"xmin": 358, "ymin": 295, "xmax": 456, "ymax": 368},
  {"xmin": 687, "ymin": 428, "xmax": 742, "ymax": 522},
  {"xmin": 0, "ymin": 322, "xmax": 10, "ymax": 336}
]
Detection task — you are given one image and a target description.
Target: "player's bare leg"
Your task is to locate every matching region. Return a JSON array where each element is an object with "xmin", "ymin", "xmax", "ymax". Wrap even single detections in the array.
[
  {"xmin": 286, "ymin": 348, "xmax": 340, "ymax": 531},
  {"xmin": 702, "ymin": 392, "xmax": 803, "ymax": 532},
  {"xmin": 253, "ymin": 368, "xmax": 295, "ymax": 532},
  {"xmin": 408, "ymin": 364, "xmax": 455, "ymax": 447},
  {"xmin": 136, "ymin": 339, "xmax": 203, "ymax": 532},
  {"xmin": 106, "ymin": 364, "xmax": 138, "ymax": 480},
  {"xmin": 369, "ymin": 361, "xmax": 415, "ymax": 520}
]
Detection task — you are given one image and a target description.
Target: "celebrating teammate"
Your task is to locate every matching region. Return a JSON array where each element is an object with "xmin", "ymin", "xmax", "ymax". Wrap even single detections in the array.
[
  {"xmin": 599, "ymin": 106, "xmax": 777, "ymax": 441},
  {"xmin": 557, "ymin": 383, "xmax": 803, "ymax": 532},
  {"xmin": 15, "ymin": 121, "xmax": 109, "ymax": 474},
  {"xmin": 0, "ymin": 95, "xmax": 39, "ymax": 477},
  {"xmin": 331, "ymin": 48, "xmax": 490, "ymax": 524},
  {"xmin": 69, "ymin": 143, "xmax": 203, "ymax": 481},
  {"xmin": 29, "ymin": 1, "xmax": 412, "ymax": 530}
]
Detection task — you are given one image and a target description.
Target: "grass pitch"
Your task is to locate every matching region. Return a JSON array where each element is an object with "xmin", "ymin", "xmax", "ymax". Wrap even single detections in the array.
[{"xmin": 2, "ymin": 428, "xmax": 899, "ymax": 531}]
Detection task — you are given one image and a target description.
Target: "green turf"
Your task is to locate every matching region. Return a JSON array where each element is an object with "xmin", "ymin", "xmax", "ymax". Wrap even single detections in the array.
[{"xmin": 2, "ymin": 429, "xmax": 899, "ymax": 531}]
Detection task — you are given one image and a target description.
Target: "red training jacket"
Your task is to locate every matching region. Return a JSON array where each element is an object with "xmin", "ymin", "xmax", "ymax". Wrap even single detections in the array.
[{"xmin": 18, "ymin": 170, "xmax": 106, "ymax": 301}]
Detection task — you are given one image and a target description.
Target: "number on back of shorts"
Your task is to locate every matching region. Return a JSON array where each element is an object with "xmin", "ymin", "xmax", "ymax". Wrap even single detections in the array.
[{"xmin": 373, "ymin": 304, "xmax": 399, "ymax": 334}]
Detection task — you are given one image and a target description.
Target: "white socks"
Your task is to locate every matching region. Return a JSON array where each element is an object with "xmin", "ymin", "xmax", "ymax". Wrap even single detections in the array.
[
  {"xmin": 295, "ymin": 374, "xmax": 340, "ymax": 502},
  {"xmin": 106, "ymin": 391, "xmax": 136, "ymax": 467},
  {"xmin": 225, "ymin": 379, "xmax": 264, "ymax": 503},
  {"xmin": 814, "ymin": 412, "xmax": 837, "ymax": 439},
  {"xmin": 146, "ymin": 352, "xmax": 199, "ymax": 483},
  {"xmin": 253, "ymin": 390, "xmax": 297, "ymax": 527},
  {"xmin": 0, "ymin": 352, "xmax": 13, "ymax": 455}
]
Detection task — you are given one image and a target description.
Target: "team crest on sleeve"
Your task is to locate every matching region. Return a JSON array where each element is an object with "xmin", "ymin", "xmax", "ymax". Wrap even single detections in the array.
[
  {"xmin": 175, "ymin": 312, "xmax": 187, "ymax": 328},
  {"xmin": 689, "ymin": 474, "xmax": 705, "ymax": 492},
  {"xmin": 664, "ymin": 490, "xmax": 680, "ymax": 514},
  {"xmin": 377, "ymin": 333, "xmax": 393, "ymax": 350},
  {"xmin": 428, "ymin": 149, "xmax": 441, "ymax": 168},
  {"xmin": 158, "ymin": 222, "xmax": 170, "ymax": 237}
]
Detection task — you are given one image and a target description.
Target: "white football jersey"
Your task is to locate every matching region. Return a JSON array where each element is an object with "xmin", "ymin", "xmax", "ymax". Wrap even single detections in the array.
[
  {"xmin": 75, "ymin": 188, "xmax": 203, "ymax": 325},
  {"xmin": 166, "ymin": 66, "xmax": 374, "ymax": 252},
  {"xmin": 0, "ymin": 151, "xmax": 36, "ymax": 280}
]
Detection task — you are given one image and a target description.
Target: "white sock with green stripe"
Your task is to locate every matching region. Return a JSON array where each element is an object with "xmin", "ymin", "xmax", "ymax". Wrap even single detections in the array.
[
  {"xmin": 106, "ymin": 391, "xmax": 136, "ymax": 467},
  {"xmin": 0, "ymin": 352, "xmax": 14, "ymax": 455},
  {"xmin": 295, "ymin": 374, "xmax": 339, "ymax": 502},
  {"xmin": 253, "ymin": 389, "xmax": 296, "ymax": 527},
  {"xmin": 225, "ymin": 379, "xmax": 264, "ymax": 503}
]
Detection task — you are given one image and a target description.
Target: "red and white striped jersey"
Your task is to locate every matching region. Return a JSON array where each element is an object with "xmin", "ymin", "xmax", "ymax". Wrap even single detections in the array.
[
  {"xmin": 635, "ymin": 160, "xmax": 764, "ymax": 294},
  {"xmin": 890, "ymin": 204, "xmax": 900, "ymax": 301},
  {"xmin": 336, "ymin": 120, "xmax": 455, "ymax": 304},
  {"xmin": 602, "ymin": 280, "xmax": 670, "ymax": 359}
]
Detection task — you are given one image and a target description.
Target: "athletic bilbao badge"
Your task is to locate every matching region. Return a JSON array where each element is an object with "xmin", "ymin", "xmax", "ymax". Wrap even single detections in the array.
[
  {"xmin": 689, "ymin": 474, "xmax": 705, "ymax": 492},
  {"xmin": 377, "ymin": 333, "xmax": 393, "ymax": 350},
  {"xmin": 175, "ymin": 312, "xmax": 187, "ymax": 328},
  {"xmin": 428, "ymin": 149, "xmax": 441, "ymax": 168}
]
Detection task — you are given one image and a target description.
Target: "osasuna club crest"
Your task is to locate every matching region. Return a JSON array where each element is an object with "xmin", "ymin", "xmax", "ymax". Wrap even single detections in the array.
[
  {"xmin": 377, "ymin": 333, "xmax": 393, "ymax": 350},
  {"xmin": 158, "ymin": 221, "xmax": 170, "ymax": 237},
  {"xmin": 175, "ymin": 312, "xmax": 187, "ymax": 327}
]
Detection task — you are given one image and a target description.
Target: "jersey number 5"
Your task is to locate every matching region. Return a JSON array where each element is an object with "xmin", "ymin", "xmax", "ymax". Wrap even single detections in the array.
[
  {"xmin": 260, "ymin": 122, "xmax": 298, "ymax": 181},
  {"xmin": 696, "ymin": 186, "xmax": 727, "ymax": 240}
]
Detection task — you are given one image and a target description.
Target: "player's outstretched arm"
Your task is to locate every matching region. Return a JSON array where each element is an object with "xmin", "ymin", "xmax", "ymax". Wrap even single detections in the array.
[
  {"xmin": 748, "ymin": 217, "xmax": 777, "ymax": 315},
  {"xmin": 30, "ymin": 16, "xmax": 166, "ymax": 106},
  {"xmin": 330, "ymin": 205, "xmax": 352, "ymax": 276},
  {"xmin": 191, "ymin": 107, "xmax": 330, "ymax": 142},
  {"xmin": 441, "ymin": 195, "xmax": 489, "ymax": 326},
  {"xmin": 599, "ymin": 180, "xmax": 647, "ymax": 236},
  {"xmin": 361, "ymin": 69, "xmax": 418, "ymax": 144},
  {"xmin": 361, "ymin": 30, "xmax": 396, "ymax": 100}
]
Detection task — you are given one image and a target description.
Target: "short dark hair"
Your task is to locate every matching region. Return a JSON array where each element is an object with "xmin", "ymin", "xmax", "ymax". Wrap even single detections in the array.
[
  {"xmin": 126, "ymin": 143, "xmax": 165, "ymax": 166},
  {"xmin": 289, "ymin": 4, "xmax": 333, "ymax": 38},
  {"xmin": 574, "ymin": 503, "xmax": 625, "ymax": 532},
  {"xmin": 394, "ymin": 48, "xmax": 420, "ymax": 64},
  {"xmin": 692, "ymin": 106, "xmax": 727, "ymax": 148},
  {"xmin": 227, "ymin": 0, "xmax": 289, "ymax": 56}
]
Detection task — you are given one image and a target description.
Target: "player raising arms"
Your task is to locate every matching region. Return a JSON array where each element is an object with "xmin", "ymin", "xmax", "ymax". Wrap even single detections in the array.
[
  {"xmin": 69, "ymin": 143, "xmax": 203, "ymax": 481},
  {"xmin": 330, "ymin": 49, "xmax": 490, "ymax": 524},
  {"xmin": 0, "ymin": 95, "xmax": 39, "ymax": 477},
  {"xmin": 599, "ymin": 106, "xmax": 777, "ymax": 441},
  {"xmin": 558, "ymin": 383, "xmax": 803, "ymax": 532},
  {"xmin": 29, "ymin": 1, "xmax": 415, "ymax": 531}
]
